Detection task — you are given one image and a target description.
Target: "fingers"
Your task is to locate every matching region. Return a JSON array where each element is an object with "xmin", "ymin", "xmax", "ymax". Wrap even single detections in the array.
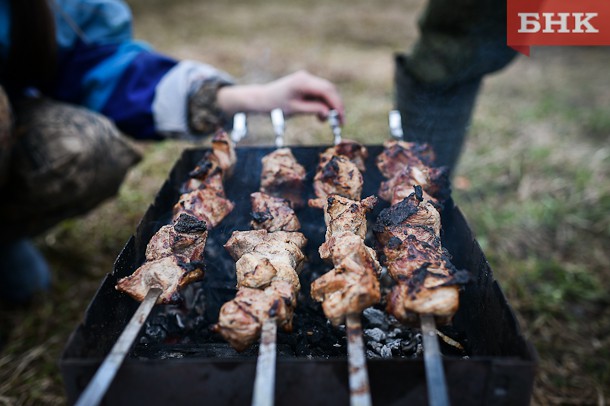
[{"xmin": 292, "ymin": 71, "xmax": 345, "ymax": 123}]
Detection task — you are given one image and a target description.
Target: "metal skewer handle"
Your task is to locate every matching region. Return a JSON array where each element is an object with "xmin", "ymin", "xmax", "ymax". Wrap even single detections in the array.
[
  {"xmin": 271, "ymin": 108, "xmax": 285, "ymax": 148},
  {"xmin": 421, "ymin": 314, "xmax": 451, "ymax": 406},
  {"xmin": 328, "ymin": 109, "xmax": 342, "ymax": 145},
  {"xmin": 388, "ymin": 110, "xmax": 404, "ymax": 141},
  {"xmin": 75, "ymin": 287, "xmax": 162, "ymax": 406},
  {"xmin": 346, "ymin": 313, "xmax": 372, "ymax": 406},
  {"xmin": 231, "ymin": 112, "xmax": 248, "ymax": 143},
  {"xmin": 251, "ymin": 318, "xmax": 278, "ymax": 406}
]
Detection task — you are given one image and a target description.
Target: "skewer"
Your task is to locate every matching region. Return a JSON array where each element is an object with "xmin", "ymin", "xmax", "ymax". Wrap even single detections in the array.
[
  {"xmin": 250, "ymin": 107, "xmax": 286, "ymax": 406},
  {"xmin": 385, "ymin": 110, "xmax": 451, "ymax": 406},
  {"xmin": 271, "ymin": 108, "xmax": 285, "ymax": 148},
  {"xmin": 421, "ymin": 314, "xmax": 450, "ymax": 406},
  {"xmin": 251, "ymin": 318, "xmax": 278, "ymax": 406},
  {"xmin": 328, "ymin": 109, "xmax": 342, "ymax": 145},
  {"xmin": 388, "ymin": 110, "xmax": 404, "ymax": 140},
  {"xmin": 231, "ymin": 112, "xmax": 248, "ymax": 143},
  {"xmin": 75, "ymin": 287, "xmax": 162, "ymax": 406},
  {"xmin": 324, "ymin": 116, "xmax": 374, "ymax": 406},
  {"xmin": 346, "ymin": 313, "xmax": 373, "ymax": 406}
]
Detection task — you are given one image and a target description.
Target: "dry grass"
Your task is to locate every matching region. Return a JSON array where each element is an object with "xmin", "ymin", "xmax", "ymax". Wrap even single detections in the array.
[{"xmin": 0, "ymin": 0, "xmax": 609, "ymax": 404}]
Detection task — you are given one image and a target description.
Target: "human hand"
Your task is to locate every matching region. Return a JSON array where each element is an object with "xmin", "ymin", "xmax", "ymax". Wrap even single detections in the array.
[{"xmin": 216, "ymin": 70, "xmax": 345, "ymax": 124}]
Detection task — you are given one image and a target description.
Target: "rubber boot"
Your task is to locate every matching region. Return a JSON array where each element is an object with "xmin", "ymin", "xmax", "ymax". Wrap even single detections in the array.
[
  {"xmin": 0, "ymin": 239, "xmax": 51, "ymax": 304},
  {"xmin": 395, "ymin": 56, "xmax": 482, "ymax": 175}
]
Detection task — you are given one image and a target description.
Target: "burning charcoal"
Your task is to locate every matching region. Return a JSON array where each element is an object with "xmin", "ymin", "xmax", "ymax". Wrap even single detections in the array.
[
  {"xmin": 364, "ymin": 328, "xmax": 386, "ymax": 343},
  {"xmin": 142, "ymin": 322, "xmax": 167, "ymax": 344},
  {"xmin": 366, "ymin": 341, "xmax": 384, "ymax": 354},
  {"xmin": 362, "ymin": 307, "xmax": 389, "ymax": 330},
  {"xmin": 366, "ymin": 350, "xmax": 379, "ymax": 359},
  {"xmin": 387, "ymin": 328, "xmax": 403, "ymax": 339},
  {"xmin": 385, "ymin": 338, "xmax": 402, "ymax": 356},
  {"xmin": 379, "ymin": 345, "xmax": 393, "ymax": 358}
]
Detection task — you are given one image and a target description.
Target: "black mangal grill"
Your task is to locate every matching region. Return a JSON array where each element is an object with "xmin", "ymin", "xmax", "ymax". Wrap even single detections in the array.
[{"xmin": 60, "ymin": 145, "xmax": 537, "ymax": 405}]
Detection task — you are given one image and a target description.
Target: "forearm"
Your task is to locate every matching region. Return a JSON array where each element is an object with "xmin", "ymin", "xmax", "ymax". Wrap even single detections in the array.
[{"xmin": 216, "ymin": 84, "xmax": 267, "ymax": 116}]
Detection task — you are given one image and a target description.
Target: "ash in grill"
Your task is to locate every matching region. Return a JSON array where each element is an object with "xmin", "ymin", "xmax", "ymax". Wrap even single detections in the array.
[{"xmin": 61, "ymin": 146, "xmax": 536, "ymax": 406}]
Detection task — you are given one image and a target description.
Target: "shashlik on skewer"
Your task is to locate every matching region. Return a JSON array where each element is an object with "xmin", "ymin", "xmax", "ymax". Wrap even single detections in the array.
[
  {"xmin": 308, "ymin": 141, "xmax": 381, "ymax": 325},
  {"xmin": 214, "ymin": 144, "xmax": 307, "ymax": 352},
  {"xmin": 374, "ymin": 139, "xmax": 470, "ymax": 325},
  {"xmin": 116, "ymin": 130, "xmax": 236, "ymax": 303},
  {"xmin": 309, "ymin": 137, "xmax": 377, "ymax": 406},
  {"xmin": 173, "ymin": 131, "xmax": 236, "ymax": 227}
]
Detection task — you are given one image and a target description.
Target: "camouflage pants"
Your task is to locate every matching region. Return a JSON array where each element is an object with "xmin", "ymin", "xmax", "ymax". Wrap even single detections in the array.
[{"xmin": 0, "ymin": 87, "xmax": 141, "ymax": 243}]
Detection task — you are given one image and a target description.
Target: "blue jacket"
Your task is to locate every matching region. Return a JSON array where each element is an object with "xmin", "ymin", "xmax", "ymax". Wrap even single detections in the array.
[{"xmin": 0, "ymin": 0, "xmax": 232, "ymax": 139}]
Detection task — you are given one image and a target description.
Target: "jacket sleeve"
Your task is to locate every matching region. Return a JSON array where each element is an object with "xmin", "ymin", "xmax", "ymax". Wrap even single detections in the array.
[{"xmin": 50, "ymin": 0, "xmax": 233, "ymax": 140}]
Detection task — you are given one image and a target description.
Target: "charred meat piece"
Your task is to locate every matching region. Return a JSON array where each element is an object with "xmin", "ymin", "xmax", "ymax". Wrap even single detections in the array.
[
  {"xmin": 182, "ymin": 152, "xmax": 225, "ymax": 194},
  {"xmin": 382, "ymin": 235, "xmax": 449, "ymax": 280},
  {"xmin": 181, "ymin": 130, "xmax": 236, "ymax": 193},
  {"xmin": 378, "ymin": 165, "xmax": 450, "ymax": 205},
  {"xmin": 173, "ymin": 188, "xmax": 235, "ymax": 228},
  {"xmin": 309, "ymin": 155, "xmax": 363, "ymax": 209},
  {"xmin": 374, "ymin": 186, "xmax": 441, "ymax": 240},
  {"xmin": 318, "ymin": 140, "xmax": 368, "ymax": 172},
  {"xmin": 250, "ymin": 192, "xmax": 300, "ymax": 232},
  {"xmin": 260, "ymin": 148, "xmax": 306, "ymax": 208},
  {"xmin": 116, "ymin": 213, "xmax": 207, "ymax": 303},
  {"xmin": 115, "ymin": 256, "xmax": 204, "ymax": 304},
  {"xmin": 311, "ymin": 233, "xmax": 381, "ymax": 326},
  {"xmin": 145, "ymin": 214, "xmax": 208, "ymax": 263},
  {"xmin": 376, "ymin": 139, "xmax": 436, "ymax": 179},
  {"xmin": 213, "ymin": 280, "xmax": 297, "ymax": 352}
]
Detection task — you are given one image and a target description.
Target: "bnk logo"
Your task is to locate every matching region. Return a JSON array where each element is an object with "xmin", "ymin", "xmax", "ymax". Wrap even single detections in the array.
[
  {"xmin": 507, "ymin": 0, "xmax": 610, "ymax": 56},
  {"xmin": 517, "ymin": 13, "xmax": 598, "ymax": 33}
]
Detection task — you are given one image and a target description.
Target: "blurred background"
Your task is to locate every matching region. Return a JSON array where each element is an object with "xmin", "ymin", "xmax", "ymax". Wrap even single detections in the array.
[{"xmin": 1, "ymin": 0, "xmax": 608, "ymax": 404}]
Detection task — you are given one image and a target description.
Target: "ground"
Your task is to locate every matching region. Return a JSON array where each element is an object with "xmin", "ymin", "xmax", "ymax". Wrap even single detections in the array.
[{"xmin": 0, "ymin": 0, "xmax": 609, "ymax": 404}]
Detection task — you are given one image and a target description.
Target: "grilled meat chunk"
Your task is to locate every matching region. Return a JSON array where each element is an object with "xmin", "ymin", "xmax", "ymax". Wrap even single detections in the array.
[
  {"xmin": 318, "ymin": 140, "xmax": 368, "ymax": 172},
  {"xmin": 145, "ymin": 214, "xmax": 208, "ymax": 263},
  {"xmin": 115, "ymin": 256, "xmax": 204, "ymax": 304},
  {"xmin": 311, "ymin": 233, "xmax": 381, "ymax": 325},
  {"xmin": 116, "ymin": 213, "xmax": 207, "ymax": 303},
  {"xmin": 173, "ymin": 188, "xmax": 234, "ymax": 228},
  {"xmin": 260, "ymin": 148, "xmax": 306, "ymax": 208},
  {"xmin": 378, "ymin": 165, "xmax": 450, "ymax": 205},
  {"xmin": 225, "ymin": 229, "xmax": 306, "ymax": 292},
  {"xmin": 250, "ymin": 192, "xmax": 300, "ymax": 232},
  {"xmin": 181, "ymin": 130, "xmax": 236, "ymax": 193},
  {"xmin": 224, "ymin": 229, "xmax": 307, "ymax": 262},
  {"xmin": 235, "ymin": 254, "xmax": 301, "ymax": 291},
  {"xmin": 319, "ymin": 194, "xmax": 377, "ymax": 260},
  {"xmin": 309, "ymin": 155, "xmax": 363, "ymax": 209},
  {"xmin": 374, "ymin": 186, "xmax": 441, "ymax": 240},
  {"xmin": 213, "ymin": 280, "xmax": 297, "ymax": 352},
  {"xmin": 211, "ymin": 129, "xmax": 237, "ymax": 176},
  {"xmin": 386, "ymin": 281, "xmax": 459, "ymax": 326},
  {"xmin": 376, "ymin": 139, "xmax": 436, "ymax": 178}
]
